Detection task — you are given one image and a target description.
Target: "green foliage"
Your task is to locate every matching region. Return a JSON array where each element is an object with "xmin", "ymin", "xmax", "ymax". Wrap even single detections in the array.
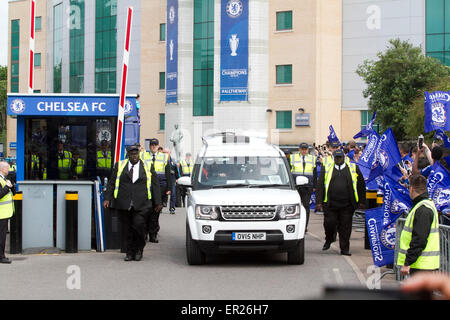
[{"xmin": 356, "ymin": 39, "xmax": 450, "ymax": 140}]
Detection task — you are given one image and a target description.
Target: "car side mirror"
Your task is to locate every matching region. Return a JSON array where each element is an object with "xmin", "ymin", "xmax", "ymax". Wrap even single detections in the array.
[
  {"xmin": 296, "ymin": 176, "xmax": 309, "ymax": 186},
  {"xmin": 177, "ymin": 176, "xmax": 192, "ymax": 187}
]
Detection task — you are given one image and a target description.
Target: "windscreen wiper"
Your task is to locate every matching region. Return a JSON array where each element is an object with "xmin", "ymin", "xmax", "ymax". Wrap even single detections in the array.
[
  {"xmin": 249, "ymin": 184, "xmax": 288, "ymax": 188},
  {"xmin": 211, "ymin": 183, "xmax": 250, "ymax": 189}
]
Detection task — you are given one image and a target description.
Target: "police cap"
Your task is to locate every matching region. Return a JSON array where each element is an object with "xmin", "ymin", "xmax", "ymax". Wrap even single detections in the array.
[
  {"xmin": 149, "ymin": 138, "xmax": 159, "ymax": 145},
  {"xmin": 299, "ymin": 142, "xmax": 309, "ymax": 149},
  {"xmin": 126, "ymin": 144, "xmax": 140, "ymax": 152},
  {"xmin": 333, "ymin": 149, "xmax": 345, "ymax": 158}
]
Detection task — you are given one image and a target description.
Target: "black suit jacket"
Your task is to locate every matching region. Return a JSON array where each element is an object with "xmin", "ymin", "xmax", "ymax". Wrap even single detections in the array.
[
  {"xmin": 105, "ymin": 160, "xmax": 162, "ymax": 211},
  {"xmin": 316, "ymin": 163, "xmax": 366, "ymax": 210}
]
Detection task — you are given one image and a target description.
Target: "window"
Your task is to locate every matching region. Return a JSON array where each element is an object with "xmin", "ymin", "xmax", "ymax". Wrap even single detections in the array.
[
  {"xmin": 159, "ymin": 113, "xmax": 165, "ymax": 131},
  {"xmin": 276, "ymin": 65, "xmax": 292, "ymax": 84},
  {"xmin": 426, "ymin": 0, "xmax": 450, "ymax": 66},
  {"xmin": 70, "ymin": 0, "xmax": 85, "ymax": 93},
  {"xmin": 10, "ymin": 19, "xmax": 19, "ymax": 93},
  {"xmin": 159, "ymin": 72, "xmax": 165, "ymax": 90},
  {"xmin": 34, "ymin": 53, "xmax": 41, "ymax": 67},
  {"xmin": 95, "ymin": 0, "xmax": 117, "ymax": 93},
  {"xmin": 276, "ymin": 11, "xmax": 293, "ymax": 31},
  {"xmin": 276, "ymin": 111, "xmax": 292, "ymax": 129},
  {"xmin": 35, "ymin": 16, "xmax": 42, "ymax": 31},
  {"xmin": 53, "ymin": 3, "xmax": 63, "ymax": 93},
  {"xmin": 160, "ymin": 23, "xmax": 166, "ymax": 41},
  {"xmin": 193, "ymin": 0, "xmax": 214, "ymax": 116}
]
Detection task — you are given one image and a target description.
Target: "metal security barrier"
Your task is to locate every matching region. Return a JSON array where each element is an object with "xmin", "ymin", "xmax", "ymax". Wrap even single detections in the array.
[{"xmin": 394, "ymin": 218, "xmax": 450, "ymax": 281}]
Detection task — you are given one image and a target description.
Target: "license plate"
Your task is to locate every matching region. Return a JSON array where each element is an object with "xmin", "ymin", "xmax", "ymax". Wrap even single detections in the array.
[{"xmin": 232, "ymin": 232, "xmax": 266, "ymax": 241}]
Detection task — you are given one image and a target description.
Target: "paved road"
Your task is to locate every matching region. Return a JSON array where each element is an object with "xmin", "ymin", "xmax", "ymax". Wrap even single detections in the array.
[{"xmin": 0, "ymin": 209, "xmax": 367, "ymax": 300}]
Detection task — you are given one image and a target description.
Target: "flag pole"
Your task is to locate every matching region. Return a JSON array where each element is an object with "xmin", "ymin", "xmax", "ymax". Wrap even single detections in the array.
[
  {"xmin": 114, "ymin": 6, "xmax": 133, "ymax": 163},
  {"xmin": 28, "ymin": 0, "xmax": 36, "ymax": 94}
]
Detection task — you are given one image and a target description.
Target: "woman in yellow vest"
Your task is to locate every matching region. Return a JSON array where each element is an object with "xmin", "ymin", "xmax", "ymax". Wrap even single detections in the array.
[
  {"xmin": 398, "ymin": 174, "xmax": 440, "ymax": 276},
  {"xmin": 0, "ymin": 161, "xmax": 15, "ymax": 264}
]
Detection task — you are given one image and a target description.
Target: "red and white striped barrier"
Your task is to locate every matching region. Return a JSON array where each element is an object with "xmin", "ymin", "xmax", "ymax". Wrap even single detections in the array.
[
  {"xmin": 28, "ymin": 0, "xmax": 36, "ymax": 94},
  {"xmin": 114, "ymin": 6, "xmax": 133, "ymax": 163}
]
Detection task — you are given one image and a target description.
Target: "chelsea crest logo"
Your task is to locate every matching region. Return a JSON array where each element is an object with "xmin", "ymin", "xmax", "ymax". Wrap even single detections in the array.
[
  {"xmin": 124, "ymin": 100, "xmax": 133, "ymax": 115},
  {"xmin": 431, "ymin": 102, "xmax": 446, "ymax": 127},
  {"xmin": 169, "ymin": 5, "xmax": 175, "ymax": 24},
  {"xmin": 381, "ymin": 223, "xmax": 396, "ymax": 250},
  {"xmin": 226, "ymin": 0, "xmax": 243, "ymax": 18},
  {"xmin": 10, "ymin": 99, "xmax": 26, "ymax": 114}
]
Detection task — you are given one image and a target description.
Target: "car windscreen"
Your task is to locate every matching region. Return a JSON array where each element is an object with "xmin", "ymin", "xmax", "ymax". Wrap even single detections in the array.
[{"xmin": 194, "ymin": 156, "xmax": 292, "ymax": 189}]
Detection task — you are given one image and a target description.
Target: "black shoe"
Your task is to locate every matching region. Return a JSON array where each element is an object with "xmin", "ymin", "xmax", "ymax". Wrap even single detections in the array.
[
  {"xmin": 149, "ymin": 234, "xmax": 159, "ymax": 243},
  {"xmin": 135, "ymin": 250, "xmax": 143, "ymax": 261},
  {"xmin": 322, "ymin": 242, "xmax": 331, "ymax": 251},
  {"xmin": 0, "ymin": 257, "xmax": 11, "ymax": 264},
  {"xmin": 341, "ymin": 251, "xmax": 352, "ymax": 256},
  {"xmin": 124, "ymin": 254, "xmax": 134, "ymax": 261}
]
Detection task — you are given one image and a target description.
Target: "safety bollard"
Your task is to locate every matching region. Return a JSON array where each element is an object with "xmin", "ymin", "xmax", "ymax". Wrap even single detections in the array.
[
  {"xmin": 65, "ymin": 191, "xmax": 78, "ymax": 253},
  {"xmin": 365, "ymin": 190, "xmax": 378, "ymax": 250},
  {"xmin": 10, "ymin": 191, "xmax": 23, "ymax": 254}
]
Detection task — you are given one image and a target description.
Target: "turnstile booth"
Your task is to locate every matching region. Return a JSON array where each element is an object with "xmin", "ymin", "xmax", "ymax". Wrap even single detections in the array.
[{"xmin": 7, "ymin": 94, "xmax": 139, "ymax": 252}]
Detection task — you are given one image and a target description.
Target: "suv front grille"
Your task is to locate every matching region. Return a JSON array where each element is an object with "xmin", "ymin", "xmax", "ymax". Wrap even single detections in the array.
[{"xmin": 220, "ymin": 205, "xmax": 277, "ymax": 221}]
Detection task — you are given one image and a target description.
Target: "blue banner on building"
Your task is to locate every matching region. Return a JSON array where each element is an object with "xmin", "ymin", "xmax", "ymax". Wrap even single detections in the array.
[
  {"xmin": 220, "ymin": 0, "xmax": 249, "ymax": 101},
  {"xmin": 7, "ymin": 94, "xmax": 137, "ymax": 117},
  {"xmin": 166, "ymin": 0, "xmax": 178, "ymax": 104},
  {"xmin": 424, "ymin": 91, "xmax": 450, "ymax": 133}
]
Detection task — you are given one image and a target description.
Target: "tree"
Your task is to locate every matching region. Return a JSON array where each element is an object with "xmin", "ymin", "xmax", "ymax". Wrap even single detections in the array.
[
  {"xmin": 0, "ymin": 66, "xmax": 7, "ymax": 132},
  {"xmin": 356, "ymin": 39, "xmax": 450, "ymax": 140}
]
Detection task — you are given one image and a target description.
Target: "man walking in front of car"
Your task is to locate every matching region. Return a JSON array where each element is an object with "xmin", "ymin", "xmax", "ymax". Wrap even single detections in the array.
[
  {"xmin": 103, "ymin": 145, "xmax": 162, "ymax": 261},
  {"xmin": 315, "ymin": 149, "xmax": 366, "ymax": 256}
]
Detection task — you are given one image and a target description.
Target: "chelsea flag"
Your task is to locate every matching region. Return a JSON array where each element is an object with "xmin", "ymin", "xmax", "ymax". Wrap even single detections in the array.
[
  {"xmin": 424, "ymin": 91, "xmax": 450, "ymax": 132},
  {"xmin": 220, "ymin": 0, "xmax": 249, "ymax": 101}
]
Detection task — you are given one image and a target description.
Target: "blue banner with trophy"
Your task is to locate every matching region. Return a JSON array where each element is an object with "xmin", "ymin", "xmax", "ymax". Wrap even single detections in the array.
[
  {"xmin": 166, "ymin": 0, "xmax": 178, "ymax": 104},
  {"xmin": 424, "ymin": 91, "xmax": 450, "ymax": 133},
  {"xmin": 220, "ymin": 0, "xmax": 249, "ymax": 101}
]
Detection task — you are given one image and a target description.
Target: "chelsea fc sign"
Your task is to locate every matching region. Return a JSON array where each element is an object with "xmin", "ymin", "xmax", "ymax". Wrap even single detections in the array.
[{"xmin": 226, "ymin": 0, "xmax": 243, "ymax": 18}]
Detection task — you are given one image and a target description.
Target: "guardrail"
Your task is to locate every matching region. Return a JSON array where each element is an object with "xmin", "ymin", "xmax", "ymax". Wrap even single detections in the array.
[{"xmin": 394, "ymin": 217, "xmax": 450, "ymax": 281}]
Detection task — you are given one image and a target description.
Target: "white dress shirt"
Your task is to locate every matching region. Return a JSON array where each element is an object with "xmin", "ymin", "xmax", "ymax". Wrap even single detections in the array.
[{"xmin": 128, "ymin": 161, "xmax": 140, "ymax": 183}]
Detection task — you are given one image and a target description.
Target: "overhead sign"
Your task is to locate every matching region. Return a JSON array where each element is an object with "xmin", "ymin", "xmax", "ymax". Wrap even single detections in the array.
[
  {"xmin": 166, "ymin": 0, "xmax": 178, "ymax": 104},
  {"xmin": 7, "ymin": 94, "xmax": 138, "ymax": 117},
  {"xmin": 220, "ymin": 0, "xmax": 249, "ymax": 101}
]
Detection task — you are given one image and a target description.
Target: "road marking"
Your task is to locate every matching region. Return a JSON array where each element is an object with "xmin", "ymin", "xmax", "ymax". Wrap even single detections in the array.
[{"xmin": 333, "ymin": 268, "xmax": 344, "ymax": 285}]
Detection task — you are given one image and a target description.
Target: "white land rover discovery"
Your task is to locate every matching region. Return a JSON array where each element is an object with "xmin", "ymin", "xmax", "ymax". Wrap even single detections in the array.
[{"xmin": 177, "ymin": 132, "xmax": 308, "ymax": 265}]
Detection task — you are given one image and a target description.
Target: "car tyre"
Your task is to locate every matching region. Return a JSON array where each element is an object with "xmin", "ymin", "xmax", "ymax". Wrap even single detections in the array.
[
  {"xmin": 287, "ymin": 238, "xmax": 305, "ymax": 265},
  {"xmin": 186, "ymin": 223, "xmax": 206, "ymax": 265}
]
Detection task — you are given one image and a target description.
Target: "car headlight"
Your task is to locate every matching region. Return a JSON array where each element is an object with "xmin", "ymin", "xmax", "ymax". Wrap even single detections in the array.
[
  {"xmin": 195, "ymin": 205, "xmax": 220, "ymax": 220},
  {"xmin": 277, "ymin": 204, "xmax": 300, "ymax": 219}
]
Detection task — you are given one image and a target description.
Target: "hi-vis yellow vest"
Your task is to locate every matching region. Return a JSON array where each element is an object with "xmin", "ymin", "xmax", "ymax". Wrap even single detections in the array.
[
  {"xmin": 180, "ymin": 159, "xmax": 193, "ymax": 176},
  {"xmin": 114, "ymin": 160, "xmax": 152, "ymax": 200},
  {"xmin": 323, "ymin": 160, "xmax": 359, "ymax": 203},
  {"xmin": 97, "ymin": 150, "xmax": 112, "ymax": 169},
  {"xmin": 74, "ymin": 158, "xmax": 85, "ymax": 175},
  {"xmin": 397, "ymin": 199, "xmax": 440, "ymax": 270},
  {"xmin": 290, "ymin": 153, "xmax": 316, "ymax": 175},
  {"xmin": 152, "ymin": 152, "xmax": 169, "ymax": 175},
  {"xmin": 0, "ymin": 176, "xmax": 14, "ymax": 219}
]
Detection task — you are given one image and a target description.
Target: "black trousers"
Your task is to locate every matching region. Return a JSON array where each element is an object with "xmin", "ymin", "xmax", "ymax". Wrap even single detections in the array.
[
  {"xmin": 323, "ymin": 205, "xmax": 354, "ymax": 252},
  {"xmin": 0, "ymin": 218, "xmax": 8, "ymax": 258},
  {"xmin": 298, "ymin": 187, "xmax": 312, "ymax": 229},
  {"xmin": 148, "ymin": 184, "xmax": 168, "ymax": 236},
  {"xmin": 119, "ymin": 208, "xmax": 148, "ymax": 256}
]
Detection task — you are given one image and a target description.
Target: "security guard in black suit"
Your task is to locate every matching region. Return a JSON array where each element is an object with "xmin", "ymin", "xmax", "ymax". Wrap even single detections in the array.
[{"xmin": 103, "ymin": 144, "xmax": 162, "ymax": 261}]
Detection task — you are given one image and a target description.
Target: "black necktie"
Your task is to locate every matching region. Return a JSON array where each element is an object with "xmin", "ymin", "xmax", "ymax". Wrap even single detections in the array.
[
  {"xmin": 302, "ymin": 155, "xmax": 306, "ymax": 174},
  {"xmin": 130, "ymin": 164, "xmax": 135, "ymax": 181}
]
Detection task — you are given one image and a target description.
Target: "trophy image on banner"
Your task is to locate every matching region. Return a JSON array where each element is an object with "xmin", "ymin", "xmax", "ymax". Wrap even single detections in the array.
[
  {"xmin": 169, "ymin": 39, "xmax": 174, "ymax": 61},
  {"xmin": 229, "ymin": 34, "xmax": 239, "ymax": 56}
]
